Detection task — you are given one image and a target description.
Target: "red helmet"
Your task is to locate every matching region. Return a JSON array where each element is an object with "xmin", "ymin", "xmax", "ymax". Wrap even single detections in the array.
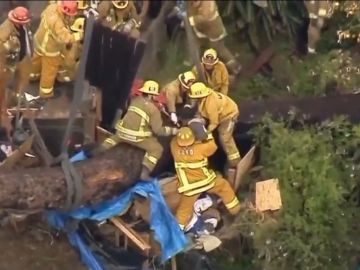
[
  {"xmin": 8, "ymin": 6, "xmax": 30, "ymax": 24},
  {"xmin": 59, "ymin": 0, "xmax": 78, "ymax": 16}
]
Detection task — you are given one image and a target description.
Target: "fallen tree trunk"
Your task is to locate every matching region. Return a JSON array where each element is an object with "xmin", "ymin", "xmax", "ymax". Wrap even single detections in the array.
[{"xmin": 0, "ymin": 144, "xmax": 144, "ymax": 211}]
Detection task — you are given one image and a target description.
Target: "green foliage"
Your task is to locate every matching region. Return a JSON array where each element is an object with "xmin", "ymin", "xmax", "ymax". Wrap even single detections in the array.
[
  {"xmin": 157, "ymin": 42, "xmax": 187, "ymax": 85},
  {"xmin": 231, "ymin": 74, "xmax": 280, "ymax": 101},
  {"xmin": 220, "ymin": 1, "xmax": 306, "ymax": 50},
  {"xmin": 289, "ymin": 51, "xmax": 360, "ymax": 96},
  {"xmin": 236, "ymin": 116, "xmax": 360, "ymax": 270}
]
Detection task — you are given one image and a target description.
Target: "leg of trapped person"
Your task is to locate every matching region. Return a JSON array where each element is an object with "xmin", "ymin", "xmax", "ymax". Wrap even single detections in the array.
[
  {"xmin": 208, "ymin": 176, "xmax": 240, "ymax": 215},
  {"xmin": 39, "ymin": 55, "xmax": 62, "ymax": 98},
  {"xmin": 29, "ymin": 51, "xmax": 42, "ymax": 82},
  {"xmin": 218, "ymin": 118, "xmax": 241, "ymax": 168},
  {"xmin": 176, "ymin": 193, "xmax": 201, "ymax": 230}
]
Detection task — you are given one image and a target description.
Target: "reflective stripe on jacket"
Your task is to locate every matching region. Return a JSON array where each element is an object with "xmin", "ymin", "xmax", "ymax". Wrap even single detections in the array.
[
  {"xmin": 34, "ymin": 3, "xmax": 78, "ymax": 57},
  {"xmin": 115, "ymin": 96, "xmax": 172, "ymax": 143},
  {"xmin": 170, "ymin": 136, "xmax": 218, "ymax": 196},
  {"xmin": 116, "ymin": 105, "xmax": 153, "ymax": 142}
]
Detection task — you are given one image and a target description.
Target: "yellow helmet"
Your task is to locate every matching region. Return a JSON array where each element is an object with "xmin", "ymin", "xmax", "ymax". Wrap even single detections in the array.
[
  {"xmin": 202, "ymin": 48, "xmax": 219, "ymax": 65},
  {"xmin": 188, "ymin": 82, "xmax": 212, "ymax": 98},
  {"xmin": 70, "ymin": 17, "xmax": 85, "ymax": 32},
  {"xmin": 176, "ymin": 127, "xmax": 195, "ymax": 147},
  {"xmin": 139, "ymin": 80, "xmax": 159, "ymax": 95},
  {"xmin": 112, "ymin": 0, "xmax": 129, "ymax": 9},
  {"xmin": 178, "ymin": 71, "xmax": 196, "ymax": 89},
  {"xmin": 77, "ymin": 0, "xmax": 89, "ymax": 10}
]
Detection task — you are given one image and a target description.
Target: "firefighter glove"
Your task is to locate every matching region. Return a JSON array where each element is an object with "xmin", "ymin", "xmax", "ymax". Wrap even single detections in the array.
[
  {"xmin": 170, "ymin": 112, "xmax": 178, "ymax": 125},
  {"xmin": 123, "ymin": 21, "xmax": 134, "ymax": 33}
]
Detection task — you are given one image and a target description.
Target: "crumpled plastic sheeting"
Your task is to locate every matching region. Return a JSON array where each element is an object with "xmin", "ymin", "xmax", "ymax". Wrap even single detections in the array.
[{"xmin": 47, "ymin": 180, "xmax": 189, "ymax": 269}]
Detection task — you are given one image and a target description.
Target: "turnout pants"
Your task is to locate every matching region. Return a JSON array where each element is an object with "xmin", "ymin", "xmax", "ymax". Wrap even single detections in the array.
[
  {"xmin": 218, "ymin": 117, "xmax": 241, "ymax": 167},
  {"xmin": 176, "ymin": 176, "xmax": 240, "ymax": 229},
  {"xmin": 0, "ymin": 56, "xmax": 31, "ymax": 119},
  {"xmin": 103, "ymin": 134, "xmax": 163, "ymax": 172},
  {"xmin": 30, "ymin": 52, "xmax": 62, "ymax": 98}
]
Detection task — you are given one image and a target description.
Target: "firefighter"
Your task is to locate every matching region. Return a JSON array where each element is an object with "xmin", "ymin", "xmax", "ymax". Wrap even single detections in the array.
[
  {"xmin": 97, "ymin": 0, "xmax": 141, "ymax": 38},
  {"xmin": 304, "ymin": 0, "xmax": 334, "ymax": 54},
  {"xmin": 186, "ymin": 0, "xmax": 241, "ymax": 75},
  {"xmin": 162, "ymin": 70, "xmax": 196, "ymax": 125},
  {"xmin": 192, "ymin": 48, "xmax": 229, "ymax": 95},
  {"xmin": 188, "ymin": 82, "xmax": 240, "ymax": 171},
  {"xmin": 57, "ymin": 17, "xmax": 85, "ymax": 82},
  {"xmin": 170, "ymin": 126, "xmax": 241, "ymax": 230},
  {"xmin": 30, "ymin": 0, "xmax": 82, "ymax": 98},
  {"xmin": 0, "ymin": 6, "xmax": 32, "ymax": 121},
  {"xmin": 101, "ymin": 80, "xmax": 179, "ymax": 180}
]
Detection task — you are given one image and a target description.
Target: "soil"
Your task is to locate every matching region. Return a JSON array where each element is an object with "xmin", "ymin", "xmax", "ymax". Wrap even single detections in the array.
[{"xmin": 0, "ymin": 218, "xmax": 86, "ymax": 270}]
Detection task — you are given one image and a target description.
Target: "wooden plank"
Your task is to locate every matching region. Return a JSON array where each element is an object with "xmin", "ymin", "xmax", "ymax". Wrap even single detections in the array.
[
  {"xmin": 96, "ymin": 126, "xmax": 113, "ymax": 143},
  {"xmin": 109, "ymin": 217, "xmax": 151, "ymax": 252},
  {"xmin": 234, "ymin": 146, "xmax": 256, "ymax": 191},
  {"xmin": 0, "ymin": 135, "xmax": 35, "ymax": 171},
  {"xmin": 255, "ymin": 178, "xmax": 282, "ymax": 211}
]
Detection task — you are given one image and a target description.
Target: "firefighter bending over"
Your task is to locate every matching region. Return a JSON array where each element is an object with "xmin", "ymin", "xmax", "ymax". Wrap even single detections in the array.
[
  {"xmin": 101, "ymin": 80, "xmax": 179, "ymax": 180},
  {"xmin": 170, "ymin": 126, "xmax": 240, "ymax": 230},
  {"xmin": 188, "ymin": 82, "xmax": 241, "ymax": 172},
  {"xmin": 30, "ymin": 0, "xmax": 82, "ymax": 98},
  {"xmin": 162, "ymin": 71, "xmax": 196, "ymax": 126},
  {"xmin": 57, "ymin": 17, "xmax": 85, "ymax": 83},
  {"xmin": 97, "ymin": 0, "xmax": 141, "ymax": 38},
  {"xmin": 192, "ymin": 48, "xmax": 229, "ymax": 95},
  {"xmin": 0, "ymin": 7, "xmax": 32, "ymax": 119}
]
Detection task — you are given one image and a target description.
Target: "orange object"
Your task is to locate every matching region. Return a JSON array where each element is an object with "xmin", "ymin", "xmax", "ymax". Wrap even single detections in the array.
[
  {"xmin": 8, "ymin": 6, "xmax": 30, "ymax": 24},
  {"xmin": 59, "ymin": 0, "xmax": 78, "ymax": 16},
  {"xmin": 255, "ymin": 178, "xmax": 282, "ymax": 212}
]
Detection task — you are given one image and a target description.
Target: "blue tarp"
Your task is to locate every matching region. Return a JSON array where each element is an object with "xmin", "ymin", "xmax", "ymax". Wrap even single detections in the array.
[{"xmin": 47, "ymin": 151, "xmax": 189, "ymax": 269}]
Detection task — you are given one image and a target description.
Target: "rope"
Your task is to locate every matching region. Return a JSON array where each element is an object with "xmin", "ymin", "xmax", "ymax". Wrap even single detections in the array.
[{"xmin": 57, "ymin": 14, "xmax": 95, "ymax": 211}]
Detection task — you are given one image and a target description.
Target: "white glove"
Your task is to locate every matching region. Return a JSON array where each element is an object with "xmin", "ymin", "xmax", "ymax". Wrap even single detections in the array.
[
  {"xmin": 170, "ymin": 112, "xmax": 178, "ymax": 125},
  {"xmin": 123, "ymin": 22, "xmax": 133, "ymax": 33}
]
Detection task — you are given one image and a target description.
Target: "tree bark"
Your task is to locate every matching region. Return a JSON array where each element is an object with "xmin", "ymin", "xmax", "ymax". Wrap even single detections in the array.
[{"xmin": 0, "ymin": 144, "xmax": 145, "ymax": 211}]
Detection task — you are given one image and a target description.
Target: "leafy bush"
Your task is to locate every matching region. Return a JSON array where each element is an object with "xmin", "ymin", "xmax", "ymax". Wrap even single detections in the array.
[
  {"xmin": 219, "ymin": 1, "xmax": 306, "ymax": 50},
  {"xmin": 229, "ymin": 116, "xmax": 360, "ymax": 270}
]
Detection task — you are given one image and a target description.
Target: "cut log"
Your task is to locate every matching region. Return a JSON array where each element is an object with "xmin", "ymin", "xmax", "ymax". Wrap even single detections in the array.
[{"xmin": 0, "ymin": 144, "xmax": 144, "ymax": 211}]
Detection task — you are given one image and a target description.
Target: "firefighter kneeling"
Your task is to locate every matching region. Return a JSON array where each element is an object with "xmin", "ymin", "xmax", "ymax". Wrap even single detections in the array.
[
  {"xmin": 171, "ymin": 126, "xmax": 240, "ymax": 230},
  {"xmin": 101, "ymin": 80, "xmax": 179, "ymax": 180}
]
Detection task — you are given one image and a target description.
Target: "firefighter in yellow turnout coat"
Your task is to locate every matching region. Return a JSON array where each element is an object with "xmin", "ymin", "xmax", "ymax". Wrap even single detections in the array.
[
  {"xmin": 171, "ymin": 127, "xmax": 240, "ymax": 230},
  {"xmin": 186, "ymin": 0, "xmax": 241, "ymax": 75},
  {"xmin": 102, "ymin": 80, "xmax": 179, "ymax": 180},
  {"xmin": 192, "ymin": 48, "xmax": 229, "ymax": 95},
  {"xmin": 97, "ymin": 0, "xmax": 141, "ymax": 38},
  {"xmin": 57, "ymin": 17, "xmax": 84, "ymax": 83},
  {"xmin": 188, "ymin": 82, "xmax": 240, "ymax": 169},
  {"xmin": 162, "ymin": 71, "xmax": 196, "ymax": 125},
  {"xmin": 0, "ymin": 7, "xmax": 32, "ymax": 119},
  {"xmin": 30, "ymin": 0, "xmax": 82, "ymax": 98}
]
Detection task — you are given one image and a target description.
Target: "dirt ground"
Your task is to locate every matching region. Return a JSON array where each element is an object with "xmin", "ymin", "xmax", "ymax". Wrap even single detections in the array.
[{"xmin": 0, "ymin": 219, "xmax": 86, "ymax": 270}]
